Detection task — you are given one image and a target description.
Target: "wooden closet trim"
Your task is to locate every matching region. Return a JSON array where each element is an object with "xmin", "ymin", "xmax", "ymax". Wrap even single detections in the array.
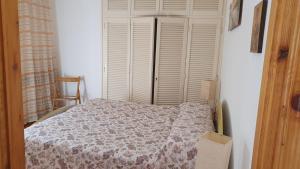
[
  {"xmin": 0, "ymin": 0, "xmax": 25, "ymax": 169},
  {"xmin": 252, "ymin": 0, "xmax": 300, "ymax": 168}
]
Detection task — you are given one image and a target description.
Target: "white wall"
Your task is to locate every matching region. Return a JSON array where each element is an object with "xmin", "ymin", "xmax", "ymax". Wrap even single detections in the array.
[
  {"xmin": 220, "ymin": 0, "xmax": 272, "ymax": 169},
  {"xmin": 55, "ymin": 0, "xmax": 102, "ymax": 101}
]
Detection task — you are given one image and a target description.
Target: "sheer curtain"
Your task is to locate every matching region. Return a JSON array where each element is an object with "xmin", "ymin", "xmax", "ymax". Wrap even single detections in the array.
[{"xmin": 19, "ymin": 0, "xmax": 59, "ymax": 123}]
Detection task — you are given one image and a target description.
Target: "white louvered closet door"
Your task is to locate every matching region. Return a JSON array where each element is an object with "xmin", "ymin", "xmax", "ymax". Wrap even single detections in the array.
[
  {"xmin": 103, "ymin": 0, "xmax": 131, "ymax": 17},
  {"xmin": 190, "ymin": 0, "xmax": 224, "ymax": 17},
  {"xmin": 154, "ymin": 18, "xmax": 188, "ymax": 105},
  {"xmin": 160, "ymin": 0, "xmax": 188, "ymax": 15},
  {"xmin": 103, "ymin": 18, "xmax": 130, "ymax": 101},
  {"xmin": 184, "ymin": 18, "xmax": 221, "ymax": 103},
  {"xmin": 130, "ymin": 18, "xmax": 155, "ymax": 104},
  {"xmin": 132, "ymin": 0, "xmax": 159, "ymax": 16}
]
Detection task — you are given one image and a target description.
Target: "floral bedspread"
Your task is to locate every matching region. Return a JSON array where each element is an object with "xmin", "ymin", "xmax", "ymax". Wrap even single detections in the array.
[{"xmin": 25, "ymin": 99, "xmax": 214, "ymax": 169}]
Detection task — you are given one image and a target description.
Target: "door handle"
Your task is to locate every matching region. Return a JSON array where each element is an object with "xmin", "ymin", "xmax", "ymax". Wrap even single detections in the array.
[{"xmin": 291, "ymin": 94, "xmax": 300, "ymax": 117}]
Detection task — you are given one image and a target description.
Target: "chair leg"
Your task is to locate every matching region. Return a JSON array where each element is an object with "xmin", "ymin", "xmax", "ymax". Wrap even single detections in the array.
[{"xmin": 52, "ymin": 99, "xmax": 55, "ymax": 110}]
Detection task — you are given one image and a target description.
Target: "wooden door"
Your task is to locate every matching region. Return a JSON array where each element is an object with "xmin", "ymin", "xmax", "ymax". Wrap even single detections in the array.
[
  {"xmin": 131, "ymin": 0, "xmax": 159, "ymax": 16},
  {"xmin": 130, "ymin": 18, "xmax": 155, "ymax": 104},
  {"xmin": 154, "ymin": 17, "xmax": 188, "ymax": 105},
  {"xmin": 252, "ymin": 0, "xmax": 300, "ymax": 169},
  {"xmin": 0, "ymin": 0, "xmax": 25, "ymax": 169},
  {"xmin": 278, "ymin": 24, "xmax": 300, "ymax": 168},
  {"xmin": 103, "ymin": 18, "xmax": 131, "ymax": 101},
  {"xmin": 184, "ymin": 18, "xmax": 221, "ymax": 103},
  {"xmin": 103, "ymin": 0, "xmax": 131, "ymax": 17},
  {"xmin": 189, "ymin": 0, "xmax": 224, "ymax": 17},
  {"xmin": 159, "ymin": 0, "xmax": 188, "ymax": 16}
]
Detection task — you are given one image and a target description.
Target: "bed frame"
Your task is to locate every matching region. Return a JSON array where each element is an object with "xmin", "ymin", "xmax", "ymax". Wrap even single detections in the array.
[
  {"xmin": 216, "ymin": 103, "xmax": 224, "ymax": 135},
  {"xmin": 203, "ymin": 80, "xmax": 223, "ymax": 135}
]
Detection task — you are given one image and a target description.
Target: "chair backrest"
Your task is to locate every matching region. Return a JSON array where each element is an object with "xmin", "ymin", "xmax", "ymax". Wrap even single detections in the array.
[
  {"xmin": 53, "ymin": 77, "xmax": 81, "ymax": 99},
  {"xmin": 52, "ymin": 76, "xmax": 81, "ymax": 109},
  {"xmin": 56, "ymin": 77, "xmax": 81, "ymax": 83},
  {"xmin": 55, "ymin": 76, "xmax": 81, "ymax": 96}
]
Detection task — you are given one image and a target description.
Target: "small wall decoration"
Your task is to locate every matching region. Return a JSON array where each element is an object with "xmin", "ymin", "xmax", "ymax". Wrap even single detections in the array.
[
  {"xmin": 228, "ymin": 0, "xmax": 243, "ymax": 31},
  {"xmin": 250, "ymin": 0, "xmax": 268, "ymax": 53}
]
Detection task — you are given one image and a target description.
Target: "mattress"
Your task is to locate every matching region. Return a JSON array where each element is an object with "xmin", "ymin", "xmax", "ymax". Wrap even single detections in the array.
[{"xmin": 25, "ymin": 99, "xmax": 214, "ymax": 169}]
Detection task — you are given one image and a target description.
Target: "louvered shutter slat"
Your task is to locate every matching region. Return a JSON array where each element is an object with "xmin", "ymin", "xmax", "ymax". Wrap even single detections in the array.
[
  {"xmin": 154, "ymin": 18, "xmax": 188, "ymax": 105},
  {"xmin": 185, "ymin": 19, "xmax": 221, "ymax": 103},
  {"xmin": 191, "ymin": 0, "xmax": 224, "ymax": 16},
  {"xmin": 103, "ymin": 19, "xmax": 130, "ymax": 101},
  {"xmin": 132, "ymin": 0, "xmax": 159, "ymax": 16},
  {"xmin": 131, "ymin": 18, "xmax": 155, "ymax": 103},
  {"xmin": 103, "ymin": 0, "xmax": 130, "ymax": 17},
  {"xmin": 160, "ymin": 0, "xmax": 188, "ymax": 15}
]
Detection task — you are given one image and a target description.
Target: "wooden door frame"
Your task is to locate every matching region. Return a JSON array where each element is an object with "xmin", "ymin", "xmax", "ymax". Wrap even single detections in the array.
[
  {"xmin": 0, "ymin": 0, "xmax": 299, "ymax": 169},
  {"xmin": 252, "ymin": 0, "xmax": 300, "ymax": 168},
  {"xmin": 0, "ymin": 0, "xmax": 25, "ymax": 169}
]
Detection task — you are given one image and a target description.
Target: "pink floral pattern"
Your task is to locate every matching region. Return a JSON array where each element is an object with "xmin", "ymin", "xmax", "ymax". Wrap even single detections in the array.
[
  {"xmin": 155, "ymin": 103, "xmax": 214, "ymax": 169},
  {"xmin": 25, "ymin": 99, "xmax": 214, "ymax": 169}
]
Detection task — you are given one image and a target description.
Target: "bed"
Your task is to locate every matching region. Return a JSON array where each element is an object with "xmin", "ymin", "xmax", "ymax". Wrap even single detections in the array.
[{"xmin": 25, "ymin": 99, "xmax": 215, "ymax": 169}]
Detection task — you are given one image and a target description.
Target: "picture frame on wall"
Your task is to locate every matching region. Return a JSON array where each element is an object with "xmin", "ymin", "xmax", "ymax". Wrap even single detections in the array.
[
  {"xmin": 228, "ymin": 0, "xmax": 243, "ymax": 31},
  {"xmin": 250, "ymin": 0, "xmax": 268, "ymax": 53}
]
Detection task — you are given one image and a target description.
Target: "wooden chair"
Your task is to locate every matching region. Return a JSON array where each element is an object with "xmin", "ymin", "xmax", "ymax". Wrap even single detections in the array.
[{"xmin": 52, "ymin": 76, "xmax": 81, "ymax": 110}]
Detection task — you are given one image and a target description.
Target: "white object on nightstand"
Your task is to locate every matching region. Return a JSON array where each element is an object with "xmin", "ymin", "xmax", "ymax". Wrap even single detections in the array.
[{"xmin": 196, "ymin": 132, "xmax": 233, "ymax": 169}]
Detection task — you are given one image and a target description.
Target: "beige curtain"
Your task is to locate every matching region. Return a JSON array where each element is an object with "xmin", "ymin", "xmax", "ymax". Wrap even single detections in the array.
[{"xmin": 19, "ymin": 0, "xmax": 59, "ymax": 123}]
